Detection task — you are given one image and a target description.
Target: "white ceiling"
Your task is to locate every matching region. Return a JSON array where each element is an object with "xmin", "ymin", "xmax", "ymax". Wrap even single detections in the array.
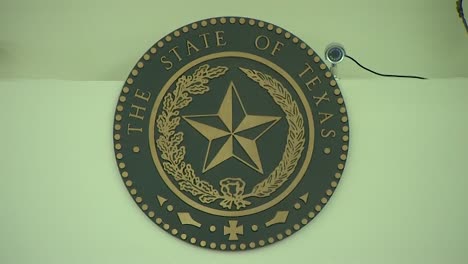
[{"xmin": 0, "ymin": 0, "xmax": 466, "ymax": 80}]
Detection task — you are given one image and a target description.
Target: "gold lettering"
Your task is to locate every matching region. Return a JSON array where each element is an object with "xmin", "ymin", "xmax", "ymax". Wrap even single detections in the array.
[
  {"xmin": 320, "ymin": 129, "xmax": 336, "ymax": 138},
  {"xmin": 169, "ymin": 46, "xmax": 182, "ymax": 61},
  {"xmin": 186, "ymin": 40, "xmax": 200, "ymax": 55},
  {"xmin": 160, "ymin": 56, "xmax": 173, "ymax": 70},
  {"xmin": 313, "ymin": 91, "xmax": 330, "ymax": 106},
  {"xmin": 305, "ymin": 76, "xmax": 321, "ymax": 90},
  {"xmin": 134, "ymin": 89, "xmax": 151, "ymax": 102},
  {"xmin": 298, "ymin": 63, "xmax": 322, "ymax": 90},
  {"xmin": 255, "ymin": 35, "xmax": 284, "ymax": 55},
  {"xmin": 129, "ymin": 105, "xmax": 146, "ymax": 120},
  {"xmin": 255, "ymin": 35, "xmax": 270, "ymax": 50},
  {"xmin": 271, "ymin": 41, "xmax": 284, "ymax": 56},
  {"xmin": 199, "ymin": 33, "xmax": 210, "ymax": 48},
  {"xmin": 319, "ymin": 112, "xmax": 334, "ymax": 124},
  {"xmin": 215, "ymin": 31, "xmax": 226, "ymax": 47},
  {"xmin": 127, "ymin": 124, "xmax": 143, "ymax": 134},
  {"xmin": 299, "ymin": 63, "xmax": 314, "ymax": 78}
]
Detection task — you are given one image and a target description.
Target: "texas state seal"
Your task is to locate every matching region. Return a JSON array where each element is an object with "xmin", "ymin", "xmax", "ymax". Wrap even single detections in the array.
[{"xmin": 113, "ymin": 17, "xmax": 350, "ymax": 251}]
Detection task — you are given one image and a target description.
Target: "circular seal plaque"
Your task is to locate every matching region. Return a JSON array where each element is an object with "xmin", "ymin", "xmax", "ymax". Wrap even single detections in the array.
[{"xmin": 113, "ymin": 17, "xmax": 349, "ymax": 251}]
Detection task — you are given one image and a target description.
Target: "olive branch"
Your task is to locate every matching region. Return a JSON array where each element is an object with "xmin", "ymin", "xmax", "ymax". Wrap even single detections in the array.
[{"xmin": 156, "ymin": 64, "xmax": 228, "ymax": 204}]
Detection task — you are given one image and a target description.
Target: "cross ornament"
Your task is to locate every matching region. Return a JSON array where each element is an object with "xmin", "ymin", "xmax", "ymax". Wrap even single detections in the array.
[{"xmin": 223, "ymin": 220, "xmax": 244, "ymax": 241}]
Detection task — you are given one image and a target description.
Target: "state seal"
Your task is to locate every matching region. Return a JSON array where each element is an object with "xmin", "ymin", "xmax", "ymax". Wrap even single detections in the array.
[{"xmin": 113, "ymin": 17, "xmax": 350, "ymax": 251}]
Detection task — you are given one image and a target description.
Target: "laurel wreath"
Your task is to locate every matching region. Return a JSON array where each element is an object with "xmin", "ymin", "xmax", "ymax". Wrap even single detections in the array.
[{"xmin": 155, "ymin": 64, "xmax": 305, "ymax": 210}]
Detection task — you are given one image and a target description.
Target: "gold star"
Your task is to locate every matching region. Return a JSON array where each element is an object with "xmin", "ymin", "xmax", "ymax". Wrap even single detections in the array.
[{"xmin": 183, "ymin": 81, "xmax": 280, "ymax": 174}]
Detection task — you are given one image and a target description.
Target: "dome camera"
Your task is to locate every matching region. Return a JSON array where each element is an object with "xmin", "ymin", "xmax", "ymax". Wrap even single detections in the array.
[{"xmin": 325, "ymin": 44, "xmax": 346, "ymax": 64}]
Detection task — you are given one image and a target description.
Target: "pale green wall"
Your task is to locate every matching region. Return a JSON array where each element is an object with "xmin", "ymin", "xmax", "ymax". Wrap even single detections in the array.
[
  {"xmin": 0, "ymin": 0, "xmax": 466, "ymax": 80},
  {"xmin": 1, "ymin": 78, "xmax": 467, "ymax": 263},
  {"xmin": 1, "ymin": 0, "xmax": 468, "ymax": 263}
]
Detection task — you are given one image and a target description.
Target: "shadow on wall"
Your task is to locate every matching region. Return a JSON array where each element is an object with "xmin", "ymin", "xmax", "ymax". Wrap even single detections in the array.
[
  {"xmin": 0, "ymin": 41, "xmax": 15, "ymax": 79},
  {"xmin": 0, "ymin": 41, "xmax": 42, "ymax": 79}
]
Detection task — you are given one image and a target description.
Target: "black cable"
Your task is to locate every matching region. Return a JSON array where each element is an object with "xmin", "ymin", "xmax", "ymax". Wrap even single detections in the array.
[
  {"xmin": 345, "ymin": 55, "xmax": 427, "ymax": 80},
  {"xmin": 457, "ymin": 0, "xmax": 468, "ymax": 33}
]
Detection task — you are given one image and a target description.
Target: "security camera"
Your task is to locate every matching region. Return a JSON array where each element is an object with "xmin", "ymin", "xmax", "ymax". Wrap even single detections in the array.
[{"xmin": 325, "ymin": 44, "xmax": 346, "ymax": 64}]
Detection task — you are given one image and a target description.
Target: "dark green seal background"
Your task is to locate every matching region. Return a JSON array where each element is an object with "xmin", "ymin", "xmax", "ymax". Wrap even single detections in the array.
[
  {"xmin": 163, "ymin": 57, "xmax": 308, "ymax": 211},
  {"xmin": 113, "ymin": 16, "xmax": 349, "ymax": 251}
]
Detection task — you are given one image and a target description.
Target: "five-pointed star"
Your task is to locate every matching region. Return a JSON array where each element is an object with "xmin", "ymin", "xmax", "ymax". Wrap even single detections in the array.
[{"xmin": 182, "ymin": 81, "xmax": 281, "ymax": 174}]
